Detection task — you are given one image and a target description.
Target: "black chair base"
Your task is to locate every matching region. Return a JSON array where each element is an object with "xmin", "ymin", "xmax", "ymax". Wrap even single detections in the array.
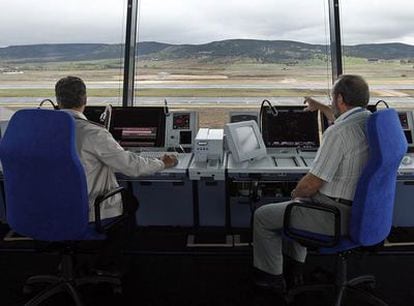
[
  {"xmin": 24, "ymin": 274, "xmax": 122, "ymax": 306},
  {"xmin": 286, "ymin": 273, "xmax": 387, "ymax": 306},
  {"xmin": 23, "ymin": 250, "xmax": 122, "ymax": 306}
]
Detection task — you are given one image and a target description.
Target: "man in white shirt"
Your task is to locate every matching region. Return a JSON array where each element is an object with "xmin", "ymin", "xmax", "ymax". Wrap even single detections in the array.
[
  {"xmin": 55, "ymin": 76, "xmax": 177, "ymax": 274},
  {"xmin": 253, "ymin": 75, "xmax": 372, "ymax": 292}
]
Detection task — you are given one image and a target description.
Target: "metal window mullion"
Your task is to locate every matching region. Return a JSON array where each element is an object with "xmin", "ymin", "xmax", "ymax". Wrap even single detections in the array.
[
  {"xmin": 122, "ymin": 0, "xmax": 139, "ymax": 107},
  {"xmin": 328, "ymin": 0, "xmax": 343, "ymax": 83}
]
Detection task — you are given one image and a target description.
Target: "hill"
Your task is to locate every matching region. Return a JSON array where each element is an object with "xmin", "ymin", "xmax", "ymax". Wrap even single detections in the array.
[{"xmin": 0, "ymin": 40, "xmax": 413, "ymax": 63}]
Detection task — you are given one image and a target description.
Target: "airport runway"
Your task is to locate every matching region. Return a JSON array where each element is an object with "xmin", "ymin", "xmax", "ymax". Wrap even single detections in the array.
[
  {"xmin": 1, "ymin": 83, "xmax": 414, "ymax": 90},
  {"xmin": 1, "ymin": 96, "xmax": 414, "ymax": 106}
]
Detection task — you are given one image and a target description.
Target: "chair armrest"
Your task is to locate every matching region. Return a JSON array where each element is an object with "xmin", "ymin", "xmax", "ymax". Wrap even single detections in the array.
[
  {"xmin": 94, "ymin": 187, "xmax": 127, "ymax": 233},
  {"xmin": 283, "ymin": 200, "xmax": 341, "ymax": 248}
]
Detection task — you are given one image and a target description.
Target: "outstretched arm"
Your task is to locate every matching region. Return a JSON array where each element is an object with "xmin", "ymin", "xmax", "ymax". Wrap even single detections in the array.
[{"xmin": 304, "ymin": 97, "xmax": 335, "ymax": 123}]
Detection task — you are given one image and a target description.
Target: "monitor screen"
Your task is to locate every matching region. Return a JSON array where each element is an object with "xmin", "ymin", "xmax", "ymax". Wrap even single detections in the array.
[
  {"xmin": 262, "ymin": 106, "xmax": 319, "ymax": 148},
  {"xmin": 109, "ymin": 106, "xmax": 166, "ymax": 147},
  {"xmin": 235, "ymin": 125, "xmax": 260, "ymax": 154},
  {"xmin": 225, "ymin": 120, "xmax": 267, "ymax": 163}
]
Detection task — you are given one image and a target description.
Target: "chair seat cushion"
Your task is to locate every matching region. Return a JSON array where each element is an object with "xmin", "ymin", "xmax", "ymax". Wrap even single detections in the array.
[
  {"xmin": 319, "ymin": 237, "xmax": 359, "ymax": 254},
  {"xmin": 284, "ymin": 230, "xmax": 359, "ymax": 254},
  {"xmin": 82, "ymin": 217, "xmax": 119, "ymax": 240}
]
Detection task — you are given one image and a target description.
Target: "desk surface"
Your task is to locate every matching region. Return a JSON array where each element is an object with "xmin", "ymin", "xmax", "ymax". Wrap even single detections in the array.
[{"xmin": 227, "ymin": 150, "xmax": 314, "ymax": 174}]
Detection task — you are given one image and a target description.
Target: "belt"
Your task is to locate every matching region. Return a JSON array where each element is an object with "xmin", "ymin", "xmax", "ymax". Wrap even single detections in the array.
[{"xmin": 327, "ymin": 196, "xmax": 353, "ymax": 206}]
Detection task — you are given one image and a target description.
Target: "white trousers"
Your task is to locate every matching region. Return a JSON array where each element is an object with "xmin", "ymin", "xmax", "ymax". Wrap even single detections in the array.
[{"xmin": 253, "ymin": 193, "xmax": 351, "ymax": 275}]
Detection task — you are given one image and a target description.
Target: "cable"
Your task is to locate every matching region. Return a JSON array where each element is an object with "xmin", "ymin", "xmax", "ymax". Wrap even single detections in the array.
[
  {"xmin": 164, "ymin": 98, "xmax": 170, "ymax": 116},
  {"xmin": 38, "ymin": 99, "xmax": 58, "ymax": 110},
  {"xmin": 100, "ymin": 104, "xmax": 113, "ymax": 130},
  {"xmin": 178, "ymin": 145, "xmax": 185, "ymax": 153},
  {"xmin": 259, "ymin": 99, "xmax": 278, "ymax": 132},
  {"xmin": 375, "ymin": 99, "xmax": 389, "ymax": 109}
]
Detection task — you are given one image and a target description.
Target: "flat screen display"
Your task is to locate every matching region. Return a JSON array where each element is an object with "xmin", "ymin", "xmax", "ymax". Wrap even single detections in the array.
[
  {"xmin": 262, "ymin": 106, "xmax": 319, "ymax": 148},
  {"xmin": 109, "ymin": 107, "xmax": 166, "ymax": 147},
  {"xmin": 235, "ymin": 125, "xmax": 260, "ymax": 154},
  {"xmin": 225, "ymin": 120, "xmax": 267, "ymax": 163}
]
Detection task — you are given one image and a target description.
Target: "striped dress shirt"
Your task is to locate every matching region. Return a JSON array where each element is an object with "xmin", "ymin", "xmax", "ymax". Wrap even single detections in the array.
[{"xmin": 310, "ymin": 107, "xmax": 371, "ymax": 201}]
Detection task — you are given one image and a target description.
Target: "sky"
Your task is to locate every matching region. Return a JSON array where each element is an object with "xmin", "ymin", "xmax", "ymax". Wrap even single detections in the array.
[{"xmin": 0, "ymin": 0, "xmax": 414, "ymax": 47}]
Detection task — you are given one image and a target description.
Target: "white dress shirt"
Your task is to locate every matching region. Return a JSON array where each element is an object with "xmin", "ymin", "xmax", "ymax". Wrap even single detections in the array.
[{"xmin": 63, "ymin": 109, "xmax": 165, "ymax": 222}]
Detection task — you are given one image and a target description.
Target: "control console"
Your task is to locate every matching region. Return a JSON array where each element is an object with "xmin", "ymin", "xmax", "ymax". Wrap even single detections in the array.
[
  {"xmin": 165, "ymin": 111, "xmax": 198, "ymax": 151},
  {"xmin": 397, "ymin": 110, "xmax": 414, "ymax": 175}
]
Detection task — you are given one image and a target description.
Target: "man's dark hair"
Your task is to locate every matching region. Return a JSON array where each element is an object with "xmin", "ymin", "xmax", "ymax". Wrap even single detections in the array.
[
  {"xmin": 55, "ymin": 76, "xmax": 87, "ymax": 109},
  {"xmin": 332, "ymin": 74, "xmax": 370, "ymax": 107}
]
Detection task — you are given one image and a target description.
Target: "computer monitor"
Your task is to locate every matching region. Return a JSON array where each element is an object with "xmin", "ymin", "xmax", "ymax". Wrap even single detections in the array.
[
  {"xmin": 109, "ymin": 106, "xmax": 166, "ymax": 148},
  {"xmin": 225, "ymin": 120, "xmax": 267, "ymax": 163},
  {"xmin": 262, "ymin": 106, "xmax": 319, "ymax": 148}
]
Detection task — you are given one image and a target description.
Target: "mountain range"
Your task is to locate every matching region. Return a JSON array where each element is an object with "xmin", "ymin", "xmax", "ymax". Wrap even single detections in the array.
[{"xmin": 0, "ymin": 39, "xmax": 413, "ymax": 63}]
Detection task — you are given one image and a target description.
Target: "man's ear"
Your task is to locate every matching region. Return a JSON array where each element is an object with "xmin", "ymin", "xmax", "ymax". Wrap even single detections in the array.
[
  {"xmin": 81, "ymin": 95, "xmax": 87, "ymax": 106},
  {"xmin": 337, "ymin": 93, "xmax": 349, "ymax": 109}
]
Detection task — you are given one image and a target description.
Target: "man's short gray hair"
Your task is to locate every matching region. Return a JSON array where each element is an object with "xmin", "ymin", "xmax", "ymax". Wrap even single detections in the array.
[{"xmin": 332, "ymin": 75, "xmax": 370, "ymax": 107}]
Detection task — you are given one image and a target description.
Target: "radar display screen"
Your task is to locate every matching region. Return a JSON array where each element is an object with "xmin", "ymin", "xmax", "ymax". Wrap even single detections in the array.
[{"xmin": 262, "ymin": 106, "xmax": 319, "ymax": 148}]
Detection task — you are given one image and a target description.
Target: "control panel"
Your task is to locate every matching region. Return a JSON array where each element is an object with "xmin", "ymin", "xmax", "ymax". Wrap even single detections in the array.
[
  {"xmin": 398, "ymin": 111, "xmax": 414, "ymax": 150},
  {"xmin": 397, "ymin": 110, "xmax": 414, "ymax": 173},
  {"xmin": 165, "ymin": 111, "xmax": 198, "ymax": 151}
]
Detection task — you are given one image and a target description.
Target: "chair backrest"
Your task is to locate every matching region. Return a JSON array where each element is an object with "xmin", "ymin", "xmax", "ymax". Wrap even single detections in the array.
[
  {"xmin": 0, "ymin": 109, "xmax": 89, "ymax": 241},
  {"xmin": 350, "ymin": 109, "xmax": 407, "ymax": 246}
]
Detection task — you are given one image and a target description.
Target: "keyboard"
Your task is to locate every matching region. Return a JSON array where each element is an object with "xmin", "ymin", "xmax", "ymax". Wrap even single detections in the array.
[{"xmin": 139, "ymin": 151, "xmax": 179, "ymax": 159}]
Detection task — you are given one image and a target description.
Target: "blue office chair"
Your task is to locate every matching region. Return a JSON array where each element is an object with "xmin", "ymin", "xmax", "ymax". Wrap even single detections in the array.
[
  {"xmin": 284, "ymin": 109, "xmax": 407, "ymax": 306},
  {"xmin": 0, "ymin": 109, "xmax": 128, "ymax": 305}
]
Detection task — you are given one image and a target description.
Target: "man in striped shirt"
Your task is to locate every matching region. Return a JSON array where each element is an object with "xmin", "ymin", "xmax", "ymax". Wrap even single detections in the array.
[{"xmin": 253, "ymin": 75, "xmax": 372, "ymax": 292}]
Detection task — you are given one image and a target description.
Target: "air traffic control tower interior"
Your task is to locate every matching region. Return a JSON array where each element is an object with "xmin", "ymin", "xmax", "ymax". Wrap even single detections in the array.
[{"xmin": 1, "ymin": 0, "xmax": 414, "ymax": 305}]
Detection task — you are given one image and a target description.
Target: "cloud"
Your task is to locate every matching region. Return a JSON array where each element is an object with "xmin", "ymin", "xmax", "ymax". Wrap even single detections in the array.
[{"xmin": 0, "ymin": 0, "xmax": 413, "ymax": 47}]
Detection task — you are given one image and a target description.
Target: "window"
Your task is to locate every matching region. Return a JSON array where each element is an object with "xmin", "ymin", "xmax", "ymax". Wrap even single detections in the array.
[
  {"xmin": 341, "ymin": 0, "xmax": 414, "ymax": 108},
  {"xmin": 136, "ymin": 0, "xmax": 331, "ymax": 127},
  {"xmin": 0, "ymin": 0, "xmax": 126, "ymax": 111}
]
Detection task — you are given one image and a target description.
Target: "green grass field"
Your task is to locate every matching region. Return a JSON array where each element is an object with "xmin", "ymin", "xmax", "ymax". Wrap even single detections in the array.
[{"xmin": 0, "ymin": 57, "xmax": 413, "ymax": 99}]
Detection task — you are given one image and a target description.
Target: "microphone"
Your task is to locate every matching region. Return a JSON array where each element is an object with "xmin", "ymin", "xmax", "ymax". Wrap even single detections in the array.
[
  {"xmin": 38, "ymin": 99, "xmax": 59, "ymax": 110},
  {"xmin": 261, "ymin": 99, "xmax": 278, "ymax": 116},
  {"xmin": 375, "ymin": 99, "xmax": 389, "ymax": 109},
  {"xmin": 259, "ymin": 99, "xmax": 278, "ymax": 132},
  {"xmin": 100, "ymin": 104, "xmax": 113, "ymax": 130}
]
